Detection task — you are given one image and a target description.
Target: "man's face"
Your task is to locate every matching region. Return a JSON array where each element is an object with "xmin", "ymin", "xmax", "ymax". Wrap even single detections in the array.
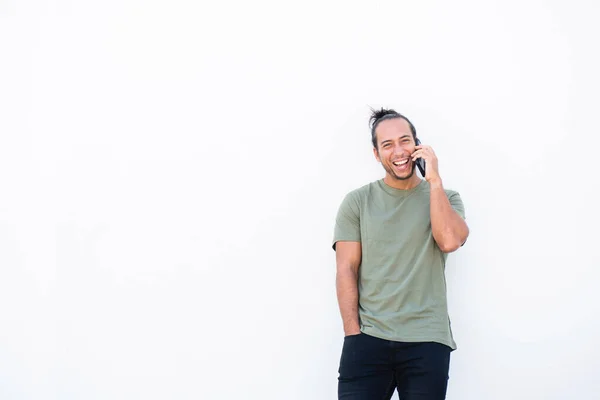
[{"xmin": 373, "ymin": 118, "xmax": 417, "ymax": 181}]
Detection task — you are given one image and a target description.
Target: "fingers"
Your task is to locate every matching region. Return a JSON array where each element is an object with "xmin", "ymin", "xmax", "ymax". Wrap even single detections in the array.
[
  {"xmin": 412, "ymin": 147, "xmax": 436, "ymax": 161},
  {"xmin": 411, "ymin": 149, "xmax": 429, "ymax": 158},
  {"xmin": 411, "ymin": 150, "xmax": 424, "ymax": 161},
  {"xmin": 414, "ymin": 144, "xmax": 433, "ymax": 152}
]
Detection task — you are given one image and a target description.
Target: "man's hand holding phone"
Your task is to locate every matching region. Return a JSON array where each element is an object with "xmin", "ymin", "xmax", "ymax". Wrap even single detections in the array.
[{"xmin": 412, "ymin": 144, "xmax": 442, "ymax": 187}]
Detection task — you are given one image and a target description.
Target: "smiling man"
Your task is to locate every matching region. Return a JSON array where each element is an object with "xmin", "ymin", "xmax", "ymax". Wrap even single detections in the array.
[{"xmin": 332, "ymin": 108, "xmax": 469, "ymax": 400}]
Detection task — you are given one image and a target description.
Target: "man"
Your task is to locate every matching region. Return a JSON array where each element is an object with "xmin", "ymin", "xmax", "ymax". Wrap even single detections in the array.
[{"xmin": 332, "ymin": 108, "xmax": 469, "ymax": 400}]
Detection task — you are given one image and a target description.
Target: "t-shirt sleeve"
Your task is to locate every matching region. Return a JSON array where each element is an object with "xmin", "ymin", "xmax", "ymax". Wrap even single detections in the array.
[
  {"xmin": 332, "ymin": 192, "xmax": 361, "ymax": 251},
  {"xmin": 447, "ymin": 190, "xmax": 466, "ymax": 219}
]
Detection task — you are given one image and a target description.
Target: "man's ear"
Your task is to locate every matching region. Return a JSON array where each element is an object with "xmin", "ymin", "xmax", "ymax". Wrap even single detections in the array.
[{"xmin": 373, "ymin": 147, "xmax": 380, "ymax": 162}]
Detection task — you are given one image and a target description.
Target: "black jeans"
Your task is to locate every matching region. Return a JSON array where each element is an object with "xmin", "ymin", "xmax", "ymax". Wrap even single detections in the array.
[{"xmin": 338, "ymin": 333, "xmax": 451, "ymax": 400}]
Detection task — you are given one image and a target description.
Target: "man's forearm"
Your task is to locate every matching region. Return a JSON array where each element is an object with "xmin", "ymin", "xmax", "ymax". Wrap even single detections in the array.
[
  {"xmin": 336, "ymin": 268, "xmax": 361, "ymax": 335},
  {"xmin": 429, "ymin": 180, "xmax": 469, "ymax": 252}
]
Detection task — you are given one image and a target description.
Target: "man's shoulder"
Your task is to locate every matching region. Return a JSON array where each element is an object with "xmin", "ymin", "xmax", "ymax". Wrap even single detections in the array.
[
  {"xmin": 342, "ymin": 180, "xmax": 380, "ymax": 201},
  {"xmin": 444, "ymin": 187, "xmax": 460, "ymax": 196},
  {"xmin": 442, "ymin": 186, "xmax": 463, "ymax": 201},
  {"xmin": 422, "ymin": 183, "xmax": 461, "ymax": 198}
]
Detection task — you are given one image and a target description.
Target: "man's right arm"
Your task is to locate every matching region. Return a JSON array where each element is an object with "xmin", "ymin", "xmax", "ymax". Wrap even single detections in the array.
[{"xmin": 335, "ymin": 241, "xmax": 362, "ymax": 336}]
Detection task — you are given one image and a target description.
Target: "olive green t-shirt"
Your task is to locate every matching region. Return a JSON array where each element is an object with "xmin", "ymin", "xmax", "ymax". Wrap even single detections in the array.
[{"xmin": 332, "ymin": 179, "xmax": 466, "ymax": 350}]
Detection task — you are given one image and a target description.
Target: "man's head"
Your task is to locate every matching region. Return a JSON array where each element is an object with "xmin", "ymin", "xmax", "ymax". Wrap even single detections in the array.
[{"xmin": 369, "ymin": 108, "xmax": 419, "ymax": 181}]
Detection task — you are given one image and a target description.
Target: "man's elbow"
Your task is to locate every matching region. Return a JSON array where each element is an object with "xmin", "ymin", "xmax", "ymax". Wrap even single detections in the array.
[
  {"xmin": 437, "ymin": 232, "xmax": 468, "ymax": 253},
  {"xmin": 336, "ymin": 262, "xmax": 360, "ymax": 276},
  {"xmin": 438, "ymin": 240, "xmax": 461, "ymax": 253}
]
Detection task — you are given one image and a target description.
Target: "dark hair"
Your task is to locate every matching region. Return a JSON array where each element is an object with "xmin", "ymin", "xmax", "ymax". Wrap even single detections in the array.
[{"xmin": 369, "ymin": 107, "xmax": 417, "ymax": 148}]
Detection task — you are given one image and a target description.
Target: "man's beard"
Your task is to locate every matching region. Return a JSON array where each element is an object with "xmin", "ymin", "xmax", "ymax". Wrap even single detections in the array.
[{"xmin": 384, "ymin": 162, "xmax": 416, "ymax": 181}]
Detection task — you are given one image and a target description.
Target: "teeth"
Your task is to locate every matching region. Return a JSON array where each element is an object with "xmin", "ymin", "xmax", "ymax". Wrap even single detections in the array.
[{"xmin": 393, "ymin": 159, "xmax": 408, "ymax": 166}]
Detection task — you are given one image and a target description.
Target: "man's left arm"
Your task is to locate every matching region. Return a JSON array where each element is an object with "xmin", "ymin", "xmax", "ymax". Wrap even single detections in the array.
[{"xmin": 412, "ymin": 144, "xmax": 469, "ymax": 253}]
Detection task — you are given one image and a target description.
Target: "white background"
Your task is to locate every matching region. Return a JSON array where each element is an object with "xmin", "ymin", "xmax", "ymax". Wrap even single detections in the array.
[{"xmin": 1, "ymin": 1, "xmax": 599, "ymax": 399}]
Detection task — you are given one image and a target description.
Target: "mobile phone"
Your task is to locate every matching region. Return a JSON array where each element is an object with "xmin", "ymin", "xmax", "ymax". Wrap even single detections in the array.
[{"xmin": 414, "ymin": 138, "xmax": 426, "ymax": 177}]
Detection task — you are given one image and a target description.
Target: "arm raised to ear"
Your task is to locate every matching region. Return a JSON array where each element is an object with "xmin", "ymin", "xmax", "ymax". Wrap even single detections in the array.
[{"xmin": 429, "ymin": 181, "xmax": 469, "ymax": 253}]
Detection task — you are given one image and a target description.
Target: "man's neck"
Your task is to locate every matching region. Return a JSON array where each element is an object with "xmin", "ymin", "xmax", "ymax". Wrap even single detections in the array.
[{"xmin": 383, "ymin": 174, "xmax": 422, "ymax": 190}]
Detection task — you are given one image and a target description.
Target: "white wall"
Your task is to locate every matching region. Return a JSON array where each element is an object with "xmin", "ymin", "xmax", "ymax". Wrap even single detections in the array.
[{"xmin": 1, "ymin": 1, "xmax": 599, "ymax": 399}]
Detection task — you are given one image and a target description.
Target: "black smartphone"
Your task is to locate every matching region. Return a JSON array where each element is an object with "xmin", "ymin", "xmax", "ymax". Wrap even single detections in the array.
[{"xmin": 414, "ymin": 138, "xmax": 426, "ymax": 177}]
